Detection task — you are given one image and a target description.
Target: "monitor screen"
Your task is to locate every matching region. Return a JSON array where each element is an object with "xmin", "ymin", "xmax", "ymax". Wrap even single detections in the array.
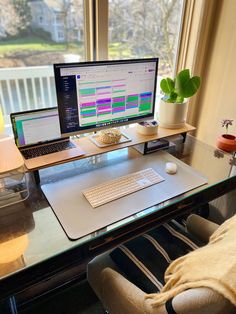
[
  {"xmin": 54, "ymin": 58, "xmax": 158, "ymax": 136},
  {"xmin": 10, "ymin": 108, "xmax": 61, "ymax": 148}
]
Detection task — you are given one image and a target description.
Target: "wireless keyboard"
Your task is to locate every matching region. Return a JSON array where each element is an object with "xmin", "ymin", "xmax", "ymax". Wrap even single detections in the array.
[
  {"xmin": 21, "ymin": 141, "xmax": 76, "ymax": 159},
  {"xmin": 83, "ymin": 168, "xmax": 164, "ymax": 208}
]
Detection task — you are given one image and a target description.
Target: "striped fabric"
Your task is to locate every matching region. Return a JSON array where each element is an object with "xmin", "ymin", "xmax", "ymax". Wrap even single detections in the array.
[{"xmin": 110, "ymin": 220, "xmax": 204, "ymax": 294}]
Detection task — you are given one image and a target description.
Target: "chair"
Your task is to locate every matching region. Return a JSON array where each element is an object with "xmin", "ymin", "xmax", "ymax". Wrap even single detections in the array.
[{"xmin": 87, "ymin": 215, "xmax": 235, "ymax": 314}]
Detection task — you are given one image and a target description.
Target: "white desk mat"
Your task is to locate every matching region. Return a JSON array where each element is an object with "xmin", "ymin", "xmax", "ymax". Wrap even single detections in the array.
[{"xmin": 41, "ymin": 151, "xmax": 207, "ymax": 240}]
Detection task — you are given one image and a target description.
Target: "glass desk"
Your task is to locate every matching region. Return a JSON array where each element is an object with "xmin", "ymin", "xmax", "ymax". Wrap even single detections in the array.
[{"xmin": 0, "ymin": 135, "xmax": 236, "ymax": 313}]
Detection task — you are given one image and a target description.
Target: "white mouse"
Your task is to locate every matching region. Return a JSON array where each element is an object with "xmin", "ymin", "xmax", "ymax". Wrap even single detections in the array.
[{"xmin": 165, "ymin": 162, "xmax": 178, "ymax": 174}]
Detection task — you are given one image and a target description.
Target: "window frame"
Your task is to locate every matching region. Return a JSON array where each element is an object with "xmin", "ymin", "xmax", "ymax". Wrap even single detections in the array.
[
  {"xmin": 84, "ymin": 0, "xmax": 219, "ymax": 127},
  {"xmin": 175, "ymin": 0, "xmax": 219, "ymax": 126},
  {"xmin": 84, "ymin": 0, "xmax": 108, "ymax": 61}
]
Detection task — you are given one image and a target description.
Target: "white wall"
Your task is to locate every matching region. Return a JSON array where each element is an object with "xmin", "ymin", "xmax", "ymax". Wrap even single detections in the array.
[{"xmin": 196, "ymin": 0, "xmax": 236, "ymax": 146}]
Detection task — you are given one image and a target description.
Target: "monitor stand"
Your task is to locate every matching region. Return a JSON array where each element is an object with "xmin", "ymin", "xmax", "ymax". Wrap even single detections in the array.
[{"xmin": 89, "ymin": 129, "xmax": 132, "ymax": 148}]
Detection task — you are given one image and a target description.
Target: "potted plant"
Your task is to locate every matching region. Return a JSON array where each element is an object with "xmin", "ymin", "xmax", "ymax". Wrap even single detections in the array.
[
  {"xmin": 158, "ymin": 69, "xmax": 201, "ymax": 128},
  {"xmin": 216, "ymin": 119, "xmax": 236, "ymax": 153}
]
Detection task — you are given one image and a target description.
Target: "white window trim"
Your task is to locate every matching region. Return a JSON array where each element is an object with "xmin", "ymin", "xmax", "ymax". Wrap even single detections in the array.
[{"xmin": 84, "ymin": 0, "xmax": 108, "ymax": 61}]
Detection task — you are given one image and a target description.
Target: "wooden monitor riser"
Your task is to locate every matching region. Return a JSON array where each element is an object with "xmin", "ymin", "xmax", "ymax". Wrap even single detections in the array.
[{"xmin": 6, "ymin": 124, "xmax": 196, "ymax": 172}]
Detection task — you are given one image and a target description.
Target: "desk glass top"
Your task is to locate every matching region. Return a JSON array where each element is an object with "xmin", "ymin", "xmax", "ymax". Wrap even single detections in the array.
[{"xmin": 0, "ymin": 135, "xmax": 235, "ymax": 281}]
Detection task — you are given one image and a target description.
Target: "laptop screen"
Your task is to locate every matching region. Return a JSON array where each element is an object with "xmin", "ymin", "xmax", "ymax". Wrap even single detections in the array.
[{"xmin": 11, "ymin": 108, "xmax": 62, "ymax": 148}]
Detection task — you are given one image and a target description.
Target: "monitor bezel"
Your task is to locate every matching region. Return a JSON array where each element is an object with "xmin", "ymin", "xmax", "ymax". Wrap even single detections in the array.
[{"xmin": 54, "ymin": 58, "xmax": 159, "ymax": 137}]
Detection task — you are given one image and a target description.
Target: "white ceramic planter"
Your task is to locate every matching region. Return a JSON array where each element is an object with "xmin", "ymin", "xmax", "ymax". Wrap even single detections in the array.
[{"xmin": 158, "ymin": 99, "xmax": 188, "ymax": 129}]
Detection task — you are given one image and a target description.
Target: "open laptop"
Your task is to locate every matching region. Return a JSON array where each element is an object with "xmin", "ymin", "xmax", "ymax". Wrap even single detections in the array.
[{"xmin": 10, "ymin": 107, "xmax": 84, "ymax": 170}]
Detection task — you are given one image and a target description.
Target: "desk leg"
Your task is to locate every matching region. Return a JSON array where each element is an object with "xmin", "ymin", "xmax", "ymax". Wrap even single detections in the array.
[
  {"xmin": 0, "ymin": 297, "xmax": 18, "ymax": 314},
  {"xmin": 33, "ymin": 170, "xmax": 40, "ymax": 185},
  {"xmin": 181, "ymin": 132, "xmax": 187, "ymax": 143}
]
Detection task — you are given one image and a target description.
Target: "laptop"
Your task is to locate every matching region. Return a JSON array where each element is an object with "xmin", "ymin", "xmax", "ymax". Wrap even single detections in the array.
[{"xmin": 10, "ymin": 107, "xmax": 84, "ymax": 170}]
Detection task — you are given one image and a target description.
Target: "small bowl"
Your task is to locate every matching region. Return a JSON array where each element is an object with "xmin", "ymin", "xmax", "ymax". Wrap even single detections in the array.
[{"xmin": 136, "ymin": 121, "xmax": 158, "ymax": 135}]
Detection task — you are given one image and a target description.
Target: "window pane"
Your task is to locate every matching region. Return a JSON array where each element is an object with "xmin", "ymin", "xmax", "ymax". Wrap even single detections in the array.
[
  {"xmin": 108, "ymin": 0, "xmax": 183, "ymax": 77},
  {"xmin": 0, "ymin": 0, "xmax": 85, "ymax": 126}
]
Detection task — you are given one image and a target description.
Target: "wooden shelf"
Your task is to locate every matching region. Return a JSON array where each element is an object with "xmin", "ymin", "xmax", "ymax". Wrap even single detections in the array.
[
  {"xmin": 77, "ymin": 123, "xmax": 195, "ymax": 157},
  {"xmin": 0, "ymin": 137, "xmax": 24, "ymax": 174},
  {"xmin": 24, "ymin": 123, "xmax": 195, "ymax": 171}
]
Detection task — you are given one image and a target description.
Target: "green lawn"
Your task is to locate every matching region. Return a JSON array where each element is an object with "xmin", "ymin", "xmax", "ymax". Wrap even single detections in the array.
[
  {"xmin": 109, "ymin": 42, "xmax": 132, "ymax": 59},
  {"xmin": 0, "ymin": 36, "xmax": 84, "ymax": 56},
  {"xmin": 0, "ymin": 36, "xmax": 135, "ymax": 59}
]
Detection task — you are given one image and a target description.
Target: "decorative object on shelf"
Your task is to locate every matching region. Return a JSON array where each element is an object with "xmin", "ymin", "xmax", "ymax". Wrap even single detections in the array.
[
  {"xmin": 99, "ymin": 128, "xmax": 122, "ymax": 144},
  {"xmin": 158, "ymin": 69, "xmax": 201, "ymax": 129},
  {"xmin": 136, "ymin": 120, "xmax": 158, "ymax": 135},
  {"xmin": 216, "ymin": 119, "xmax": 236, "ymax": 153}
]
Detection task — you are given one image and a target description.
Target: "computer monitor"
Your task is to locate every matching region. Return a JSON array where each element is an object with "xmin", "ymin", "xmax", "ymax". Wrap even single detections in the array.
[{"xmin": 54, "ymin": 58, "xmax": 158, "ymax": 137}]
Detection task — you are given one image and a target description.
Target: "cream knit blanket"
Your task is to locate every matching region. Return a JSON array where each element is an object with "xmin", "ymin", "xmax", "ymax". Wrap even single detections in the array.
[{"xmin": 146, "ymin": 215, "xmax": 236, "ymax": 307}]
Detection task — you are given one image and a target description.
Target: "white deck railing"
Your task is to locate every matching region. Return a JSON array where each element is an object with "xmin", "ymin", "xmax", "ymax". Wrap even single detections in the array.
[
  {"xmin": 0, "ymin": 66, "xmax": 163, "ymax": 128},
  {"xmin": 0, "ymin": 66, "xmax": 56, "ymax": 123}
]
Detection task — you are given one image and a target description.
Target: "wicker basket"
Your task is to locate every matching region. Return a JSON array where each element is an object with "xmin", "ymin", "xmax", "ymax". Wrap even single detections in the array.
[{"xmin": 99, "ymin": 129, "xmax": 122, "ymax": 144}]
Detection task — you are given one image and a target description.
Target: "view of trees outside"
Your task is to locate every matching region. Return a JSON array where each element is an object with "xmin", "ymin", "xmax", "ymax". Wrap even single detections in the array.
[
  {"xmin": 0, "ymin": 0, "xmax": 85, "ymax": 123},
  {"xmin": 109, "ymin": 0, "xmax": 183, "ymax": 77},
  {"xmin": 0, "ymin": 0, "xmax": 183, "ymax": 70},
  {"xmin": 0, "ymin": 0, "xmax": 84, "ymax": 68},
  {"xmin": 0, "ymin": 0, "xmax": 183, "ymax": 124}
]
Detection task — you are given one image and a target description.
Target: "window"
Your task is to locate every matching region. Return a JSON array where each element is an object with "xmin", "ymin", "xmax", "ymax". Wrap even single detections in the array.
[
  {"xmin": 108, "ymin": 0, "xmax": 184, "ymax": 113},
  {"xmin": 0, "ymin": 0, "xmax": 185, "ymax": 129},
  {"xmin": 57, "ymin": 31, "xmax": 64, "ymax": 40},
  {"xmin": 108, "ymin": 0, "xmax": 184, "ymax": 78},
  {"xmin": 55, "ymin": 14, "xmax": 64, "ymax": 25},
  {"xmin": 0, "ymin": 0, "xmax": 85, "ymax": 126}
]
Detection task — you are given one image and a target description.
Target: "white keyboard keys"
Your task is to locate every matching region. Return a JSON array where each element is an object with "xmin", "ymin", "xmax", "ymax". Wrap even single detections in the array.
[{"xmin": 83, "ymin": 168, "xmax": 164, "ymax": 208}]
